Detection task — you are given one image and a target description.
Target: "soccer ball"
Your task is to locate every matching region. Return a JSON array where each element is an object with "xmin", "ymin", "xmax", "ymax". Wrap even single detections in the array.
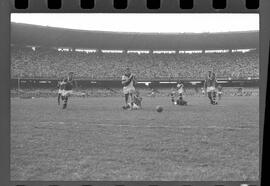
[{"xmin": 156, "ymin": 105, "xmax": 163, "ymax": 112}]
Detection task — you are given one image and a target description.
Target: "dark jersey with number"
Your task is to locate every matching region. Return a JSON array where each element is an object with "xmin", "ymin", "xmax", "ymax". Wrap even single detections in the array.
[
  {"xmin": 62, "ymin": 77, "xmax": 75, "ymax": 91},
  {"xmin": 205, "ymin": 72, "xmax": 216, "ymax": 87}
]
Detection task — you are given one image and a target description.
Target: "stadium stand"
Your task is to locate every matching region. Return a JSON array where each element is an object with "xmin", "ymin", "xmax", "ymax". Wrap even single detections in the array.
[{"xmin": 11, "ymin": 46, "xmax": 259, "ymax": 80}]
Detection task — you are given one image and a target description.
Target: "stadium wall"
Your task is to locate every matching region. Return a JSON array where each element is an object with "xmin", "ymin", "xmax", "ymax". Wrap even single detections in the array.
[{"xmin": 11, "ymin": 78, "xmax": 259, "ymax": 89}]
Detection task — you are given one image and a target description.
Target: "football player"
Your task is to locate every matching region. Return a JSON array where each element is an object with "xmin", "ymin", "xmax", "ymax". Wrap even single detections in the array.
[
  {"xmin": 57, "ymin": 79, "xmax": 65, "ymax": 105},
  {"xmin": 201, "ymin": 87, "xmax": 205, "ymax": 96},
  {"xmin": 132, "ymin": 91, "xmax": 142, "ymax": 109},
  {"xmin": 217, "ymin": 84, "xmax": 223, "ymax": 100},
  {"xmin": 204, "ymin": 70, "xmax": 217, "ymax": 105},
  {"xmin": 61, "ymin": 72, "xmax": 77, "ymax": 109},
  {"xmin": 169, "ymin": 88, "xmax": 176, "ymax": 104},
  {"xmin": 121, "ymin": 67, "xmax": 137, "ymax": 110},
  {"xmin": 175, "ymin": 82, "xmax": 187, "ymax": 106},
  {"xmin": 149, "ymin": 88, "xmax": 156, "ymax": 97},
  {"xmin": 177, "ymin": 82, "xmax": 184, "ymax": 100}
]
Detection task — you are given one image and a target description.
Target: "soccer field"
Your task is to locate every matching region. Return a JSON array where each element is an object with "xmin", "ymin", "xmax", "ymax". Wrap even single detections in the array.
[{"xmin": 11, "ymin": 96, "xmax": 259, "ymax": 181}]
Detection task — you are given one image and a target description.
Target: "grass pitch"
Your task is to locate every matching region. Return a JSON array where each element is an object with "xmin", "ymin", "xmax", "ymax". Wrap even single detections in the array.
[{"xmin": 11, "ymin": 96, "xmax": 259, "ymax": 181}]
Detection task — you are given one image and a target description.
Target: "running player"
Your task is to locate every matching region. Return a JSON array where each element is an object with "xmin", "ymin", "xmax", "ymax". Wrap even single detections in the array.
[
  {"xmin": 61, "ymin": 72, "xmax": 77, "ymax": 109},
  {"xmin": 121, "ymin": 68, "xmax": 136, "ymax": 110},
  {"xmin": 204, "ymin": 70, "xmax": 217, "ymax": 105}
]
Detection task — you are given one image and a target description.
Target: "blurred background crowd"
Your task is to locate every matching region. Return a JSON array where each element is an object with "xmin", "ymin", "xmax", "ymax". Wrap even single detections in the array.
[{"xmin": 11, "ymin": 46, "xmax": 259, "ymax": 80}]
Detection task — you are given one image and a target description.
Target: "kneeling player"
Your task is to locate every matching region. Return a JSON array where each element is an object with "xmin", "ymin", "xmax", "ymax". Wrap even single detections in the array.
[
  {"xmin": 61, "ymin": 72, "xmax": 76, "ymax": 109},
  {"xmin": 132, "ymin": 91, "xmax": 142, "ymax": 109},
  {"xmin": 204, "ymin": 70, "xmax": 217, "ymax": 105}
]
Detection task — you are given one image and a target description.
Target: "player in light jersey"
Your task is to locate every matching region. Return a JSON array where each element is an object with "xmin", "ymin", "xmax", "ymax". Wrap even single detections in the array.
[
  {"xmin": 133, "ymin": 91, "xmax": 142, "ymax": 109},
  {"xmin": 177, "ymin": 82, "xmax": 184, "ymax": 99},
  {"xmin": 170, "ymin": 82, "xmax": 187, "ymax": 106},
  {"xmin": 201, "ymin": 87, "xmax": 205, "ymax": 96},
  {"xmin": 175, "ymin": 82, "xmax": 187, "ymax": 105},
  {"xmin": 204, "ymin": 70, "xmax": 217, "ymax": 105},
  {"xmin": 149, "ymin": 88, "xmax": 156, "ymax": 97},
  {"xmin": 121, "ymin": 68, "xmax": 137, "ymax": 110},
  {"xmin": 217, "ymin": 84, "xmax": 223, "ymax": 100}
]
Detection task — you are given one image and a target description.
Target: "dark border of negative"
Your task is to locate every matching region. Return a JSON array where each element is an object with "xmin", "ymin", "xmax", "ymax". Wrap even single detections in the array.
[{"xmin": 0, "ymin": 0, "xmax": 266, "ymax": 186}]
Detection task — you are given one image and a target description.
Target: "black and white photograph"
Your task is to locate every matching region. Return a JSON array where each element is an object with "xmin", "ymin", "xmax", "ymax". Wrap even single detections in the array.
[{"xmin": 10, "ymin": 13, "xmax": 259, "ymax": 181}]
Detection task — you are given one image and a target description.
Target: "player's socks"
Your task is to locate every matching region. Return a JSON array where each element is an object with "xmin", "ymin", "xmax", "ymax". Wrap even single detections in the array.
[
  {"xmin": 63, "ymin": 96, "xmax": 68, "ymax": 109},
  {"xmin": 213, "ymin": 91, "xmax": 218, "ymax": 104},
  {"xmin": 213, "ymin": 91, "xmax": 217, "ymax": 101},
  {"xmin": 171, "ymin": 98, "xmax": 175, "ymax": 104},
  {"xmin": 208, "ymin": 92, "xmax": 213, "ymax": 103}
]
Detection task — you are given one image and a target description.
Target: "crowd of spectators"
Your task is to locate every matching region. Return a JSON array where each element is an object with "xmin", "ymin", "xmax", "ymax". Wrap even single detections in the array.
[{"xmin": 11, "ymin": 46, "xmax": 259, "ymax": 80}]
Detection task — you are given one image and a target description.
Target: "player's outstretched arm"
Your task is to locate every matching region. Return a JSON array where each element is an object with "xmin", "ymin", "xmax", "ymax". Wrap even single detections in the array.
[{"xmin": 132, "ymin": 74, "xmax": 137, "ymax": 85}]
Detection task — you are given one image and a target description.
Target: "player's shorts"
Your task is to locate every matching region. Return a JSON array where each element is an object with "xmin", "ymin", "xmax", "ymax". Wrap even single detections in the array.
[
  {"xmin": 58, "ymin": 89, "xmax": 63, "ymax": 94},
  {"xmin": 61, "ymin": 90, "xmax": 73, "ymax": 97},
  {"xmin": 132, "ymin": 103, "xmax": 141, "ymax": 109},
  {"xmin": 206, "ymin": 86, "xmax": 215, "ymax": 92},
  {"xmin": 178, "ymin": 90, "xmax": 183, "ymax": 94},
  {"xmin": 123, "ymin": 86, "xmax": 135, "ymax": 95}
]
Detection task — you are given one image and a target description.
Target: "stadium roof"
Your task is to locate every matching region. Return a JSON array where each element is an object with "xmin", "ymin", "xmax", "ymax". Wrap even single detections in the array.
[{"xmin": 11, "ymin": 23, "xmax": 259, "ymax": 50}]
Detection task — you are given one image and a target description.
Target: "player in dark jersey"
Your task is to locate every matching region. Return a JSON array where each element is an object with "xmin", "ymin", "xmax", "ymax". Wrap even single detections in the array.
[
  {"xmin": 217, "ymin": 84, "xmax": 223, "ymax": 100},
  {"xmin": 204, "ymin": 70, "xmax": 217, "ymax": 105},
  {"xmin": 57, "ymin": 79, "xmax": 65, "ymax": 105},
  {"xmin": 61, "ymin": 72, "xmax": 77, "ymax": 109}
]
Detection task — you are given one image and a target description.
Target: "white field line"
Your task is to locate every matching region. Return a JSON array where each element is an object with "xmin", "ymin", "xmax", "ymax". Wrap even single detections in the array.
[{"xmin": 38, "ymin": 121, "xmax": 258, "ymax": 130}]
